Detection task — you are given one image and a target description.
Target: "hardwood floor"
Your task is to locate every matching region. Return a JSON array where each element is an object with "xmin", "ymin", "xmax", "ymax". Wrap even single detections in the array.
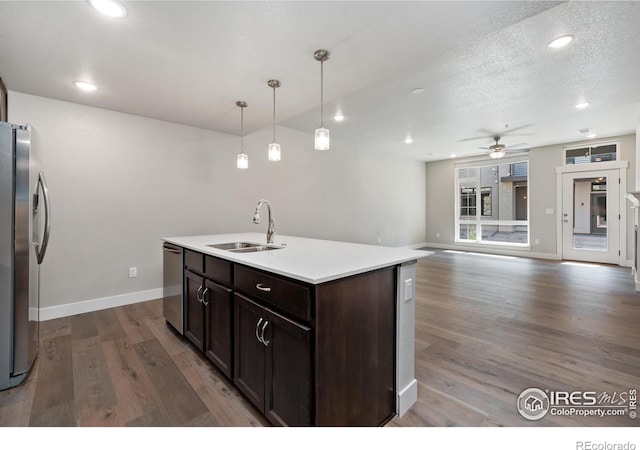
[{"xmin": 1, "ymin": 250, "xmax": 639, "ymax": 427}]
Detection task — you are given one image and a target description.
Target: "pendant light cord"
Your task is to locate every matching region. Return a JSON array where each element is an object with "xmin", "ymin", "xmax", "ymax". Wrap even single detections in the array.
[
  {"xmin": 272, "ymin": 86, "xmax": 276, "ymax": 142},
  {"xmin": 320, "ymin": 59, "xmax": 324, "ymax": 128},
  {"xmin": 240, "ymin": 105, "xmax": 244, "ymax": 154}
]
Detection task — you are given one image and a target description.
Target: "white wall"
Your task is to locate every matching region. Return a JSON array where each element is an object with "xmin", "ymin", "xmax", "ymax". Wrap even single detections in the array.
[
  {"xmin": 425, "ymin": 134, "xmax": 637, "ymax": 259},
  {"xmin": 8, "ymin": 92, "xmax": 426, "ymax": 314}
]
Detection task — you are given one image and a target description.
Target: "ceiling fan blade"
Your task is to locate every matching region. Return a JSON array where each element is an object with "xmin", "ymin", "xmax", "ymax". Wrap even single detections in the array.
[
  {"xmin": 502, "ymin": 124, "xmax": 532, "ymax": 134},
  {"xmin": 477, "ymin": 146, "xmax": 490, "ymax": 150},
  {"xmin": 506, "ymin": 143, "xmax": 529, "ymax": 149},
  {"xmin": 459, "ymin": 136, "xmax": 491, "ymax": 142}
]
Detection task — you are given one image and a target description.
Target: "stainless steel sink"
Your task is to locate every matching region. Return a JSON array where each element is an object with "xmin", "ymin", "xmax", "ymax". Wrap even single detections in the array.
[
  {"xmin": 207, "ymin": 242, "xmax": 283, "ymax": 253},
  {"xmin": 229, "ymin": 245, "xmax": 282, "ymax": 253},
  {"xmin": 207, "ymin": 242, "xmax": 257, "ymax": 250}
]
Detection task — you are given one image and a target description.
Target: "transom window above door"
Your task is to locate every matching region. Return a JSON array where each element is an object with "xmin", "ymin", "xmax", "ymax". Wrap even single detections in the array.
[{"xmin": 565, "ymin": 142, "xmax": 618, "ymax": 165}]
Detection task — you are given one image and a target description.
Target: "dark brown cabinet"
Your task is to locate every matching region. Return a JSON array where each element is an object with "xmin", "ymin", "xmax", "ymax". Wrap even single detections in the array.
[
  {"xmin": 177, "ymin": 247, "xmax": 397, "ymax": 426},
  {"xmin": 234, "ymin": 293, "xmax": 311, "ymax": 426},
  {"xmin": 184, "ymin": 270, "xmax": 205, "ymax": 351},
  {"xmin": 183, "ymin": 250, "xmax": 233, "ymax": 378},
  {"xmin": 204, "ymin": 279, "xmax": 233, "ymax": 378}
]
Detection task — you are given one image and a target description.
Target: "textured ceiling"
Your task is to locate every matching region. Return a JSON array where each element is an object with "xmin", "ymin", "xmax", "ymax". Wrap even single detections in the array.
[{"xmin": 0, "ymin": 1, "xmax": 639, "ymax": 161}]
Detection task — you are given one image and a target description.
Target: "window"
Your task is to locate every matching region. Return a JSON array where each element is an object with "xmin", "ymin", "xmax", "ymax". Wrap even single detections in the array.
[
  {"xmin": 565, "ymin": 142, "xmax": 618, "ymax": 165},
  {"xmin": 460, "ymin": 187, "xmax": 491, "ymax": 217},
  {"xmin": 455, "ymin": 160, "xmax": 529, "ymax": 246}
]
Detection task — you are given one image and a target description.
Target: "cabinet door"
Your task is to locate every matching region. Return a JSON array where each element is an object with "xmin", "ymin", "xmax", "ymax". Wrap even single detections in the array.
[
  {"xmin": 184, "ymin": 270, "xmax": 205, "ymax": 351},
  {"xmin": 204, "ymin": 279, "xmax": 233, "ymax": 378},
  {"xmin": 234, "ymin": 294, "xmax": 266, "ymax": 412},
  {"xmin": 263, "ymin": 308, "xmax": 312, "ymax": 426}
]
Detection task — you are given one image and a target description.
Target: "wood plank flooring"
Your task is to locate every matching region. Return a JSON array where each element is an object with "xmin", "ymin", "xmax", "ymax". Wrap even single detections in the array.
[{"xmin": 1, "ymin": 250, "xmax": 639, "ymax": 427}]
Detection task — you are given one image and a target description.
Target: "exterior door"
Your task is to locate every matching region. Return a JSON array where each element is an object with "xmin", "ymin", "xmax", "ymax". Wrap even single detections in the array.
[{"xmin": 562, "ymin": 169, "xmax": 620, "ymax": 264}]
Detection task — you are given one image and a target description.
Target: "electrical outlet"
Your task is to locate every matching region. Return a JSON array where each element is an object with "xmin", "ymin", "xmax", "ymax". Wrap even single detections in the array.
[
  {"xmin": 128, "ymin": 267, "xmax": 137, "ymax": 278},
  {"xmin": 534, "ymin": 239, "xmax": 540, "ymax": 245},
  {"xmin": 404, "ymin": 278, "xmax": 413, "ymax": 301},
  {"xmin": 436, "ymin": 232, "xmax": 440, "ymax": 238},
  {"xmin": 546, "ymin": 208, "xmax": 554, "ymax": 215}
]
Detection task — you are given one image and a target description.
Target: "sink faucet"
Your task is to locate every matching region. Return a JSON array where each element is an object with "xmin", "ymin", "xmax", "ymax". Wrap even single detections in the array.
[{"xmin": 253, "ymin": 199, "xmax": 276, "ymax": 244}]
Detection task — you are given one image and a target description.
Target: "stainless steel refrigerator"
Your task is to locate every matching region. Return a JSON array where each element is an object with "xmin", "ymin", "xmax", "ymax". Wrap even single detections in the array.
[{"xmin": 0, "ymin": 122, "xmax": 50, "ymax": 390}]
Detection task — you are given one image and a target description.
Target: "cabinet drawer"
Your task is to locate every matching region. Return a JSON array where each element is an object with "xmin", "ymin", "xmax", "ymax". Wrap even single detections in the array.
[
  {"xmin": 205, "ymin": 255, "xmax": 232, "ymax": 285},
  {"xmin": 185, "ymin": 249, "xmax": 204, "ymax": 273},
  {"xmin": 234, "ymin": 265, "xmax": 311, "ymax": 322}
]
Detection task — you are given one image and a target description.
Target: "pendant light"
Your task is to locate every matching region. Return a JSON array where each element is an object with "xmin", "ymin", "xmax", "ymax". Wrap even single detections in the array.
[
  {"xmin": 236, "ymin": 101, "xmax": 248, "ymax": 169},
  {"xmin": 267, "ymin": 80, "xmax": 281, "ymax": 161},
  {"xmin": 314, "ymin": 49, "xmax": 330, "ymax": 151}
]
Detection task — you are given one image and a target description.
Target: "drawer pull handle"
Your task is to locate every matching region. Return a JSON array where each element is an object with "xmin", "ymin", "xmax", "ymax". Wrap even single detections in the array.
[
  {"xmin": 201, "ymin": 287, "xmax": 209, "ymax": 306},
  {"xmin": 260, "ymin": 320, "xmax": 270, "ymax": 347},
  {"xmin": 256, "ymin": 283, "xmax": 272, "ymax": 292},
  {"xmin": 255, "ymin": 318, "xmax": 264, "ymax": 343}
]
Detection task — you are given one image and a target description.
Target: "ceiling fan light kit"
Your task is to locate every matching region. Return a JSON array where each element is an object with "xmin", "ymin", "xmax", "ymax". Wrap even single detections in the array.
[{"xmin": 481, "ymin": 136, "xmax": 528, "ymax": 159}]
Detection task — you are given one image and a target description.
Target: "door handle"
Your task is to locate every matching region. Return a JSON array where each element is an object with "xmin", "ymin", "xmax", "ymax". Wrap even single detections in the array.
[
  {"xmin": 196, "ymin": 285, "xmax": 204, "ymax": 303},
  {"xmin": 35, "ymin": 172, "xmax": 51, "ymax": 264},
  {"xmin": 201, "ymin": 287, "xmax": 209, "ymax": 306},
  {"xmin": 260, "ymin": 320, "xmax": 270, "ymax": 347},
  {"xmin": 255, "ymin": 318, "xmax": 264, "ymax": 343}
]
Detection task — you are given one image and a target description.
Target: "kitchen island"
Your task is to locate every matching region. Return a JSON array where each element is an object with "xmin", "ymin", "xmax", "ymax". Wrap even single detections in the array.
[{"xmin": 162, "ymin": 233, "xmax": 430, "ymax": 426}]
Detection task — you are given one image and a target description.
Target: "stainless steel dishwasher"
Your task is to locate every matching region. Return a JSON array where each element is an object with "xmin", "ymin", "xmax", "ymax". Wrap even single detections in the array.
[{"xmin": 162, "ymin": 242, "xmax": 184, "ymax": 334}]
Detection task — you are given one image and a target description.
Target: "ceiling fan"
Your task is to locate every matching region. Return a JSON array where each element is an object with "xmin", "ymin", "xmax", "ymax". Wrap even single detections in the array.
[{"xmin": 480, "ymin": 136, "xmax": 529, "ymax": 159}]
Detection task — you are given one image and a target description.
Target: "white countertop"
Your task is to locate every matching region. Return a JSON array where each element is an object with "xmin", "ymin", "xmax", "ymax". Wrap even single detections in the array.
[{"xmin": 163, "ymin": 233, "xmax": 432, "ymax": 284}]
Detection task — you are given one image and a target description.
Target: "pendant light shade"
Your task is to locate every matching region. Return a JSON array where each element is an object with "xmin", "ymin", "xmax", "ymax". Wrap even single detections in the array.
[
  {"xmin": 268, "ymin": 142, "xmax": 281, "ymax": 162},
  {"xmin": 236, "ymin": 101, "xmax": 248, "ymax": 169},
  {"xmin": 314, "ymin": 49, "xmax": 330, "ymax": 151},
  {"xmin": 314, "ymin": 127, "xmax": 330, "ymax": 151},
  {"xmin": 267, "ymin": 80, "xmax": 281, "ymax": 161}
]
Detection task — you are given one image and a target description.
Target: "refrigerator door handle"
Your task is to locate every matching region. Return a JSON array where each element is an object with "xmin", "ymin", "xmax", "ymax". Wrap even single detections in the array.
[{"xmin": 35, "ymin": 172, "xmax": 51, "ymax": 264}]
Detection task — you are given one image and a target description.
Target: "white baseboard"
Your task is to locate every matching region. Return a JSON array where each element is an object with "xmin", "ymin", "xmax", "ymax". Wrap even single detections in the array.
[
  {"xmin": 422, "ymin": 242, "xmax": 562, "ymax": 260},
  {"xmin": 397, "ymin": 378, "xmax": 418, "ymax": 417},
  {"xmin": 39, "ymin": 287, "xmax": 164, "ymax": 321},
  {"xmin": 402, "ymin": 242, "xmax": 429, "ymax": 250}
]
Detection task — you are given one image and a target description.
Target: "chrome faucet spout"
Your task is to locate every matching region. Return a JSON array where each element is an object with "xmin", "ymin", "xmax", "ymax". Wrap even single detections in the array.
[{"xmin": 253, "ymin": 199, "xmax": 276, "ymax": 243}]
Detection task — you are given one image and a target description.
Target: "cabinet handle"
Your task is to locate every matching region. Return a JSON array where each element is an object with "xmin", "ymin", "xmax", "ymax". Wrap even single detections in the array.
[
  {"xmin": 196, "ymin": 285, "xmax": 204, "ymax": 303},
  {"xmin": 256, "ymin": 283, "xmax": 272, "ymax": 292},
  {"xmin": 201, "ymin": 287, "xmax": 209, "ymax": 306},
  {"xmin": 255, "ymin": 318, "xmax": 264, "ymax": 343},
  {"xmin": 260, "ymin": 320, "xmax": 270, "ymax": 347}
]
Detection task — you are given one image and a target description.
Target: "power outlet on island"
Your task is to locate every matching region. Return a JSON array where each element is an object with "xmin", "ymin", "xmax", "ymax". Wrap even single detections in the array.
[
  {"xmin": 128, "ymin": 267, "xmax": 137, "ymax": 278},
  {"xmin": 404, "ymin": 278, "xmax": 413, "ymax": 302}
]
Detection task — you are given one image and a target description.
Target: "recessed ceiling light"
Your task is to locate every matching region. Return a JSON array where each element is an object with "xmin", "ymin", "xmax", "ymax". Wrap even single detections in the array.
[
  {"xmin": 586, "ymin": 133, "xmax": 597, "ymax": 139},
  {"xmin": 450, "ymin": 153, "xmax": 456, "ymax": 158},
  {"xmin": 88, "ymin": 0, "xmax": 128, "ymax": 18},
  {"xmin": 334, "ymin": 114, "xmax": 344, "ymax": 122},
  {"xmin": 575, "ymin": 102, "xmax": 590, "ymax": 109},
  {"xmin": 73, "ymin": 81, "xmax": 98, "ymax": 92},
  {"xmin": 547, "ymin": 35, "xmax": 574, "ymax": 49},
  {"xmin": 404, "ymin": 137, "xmax": 413, "ymax": 144},
  {"xmin": 411, "ymin": 88, "xmax": 425, "ymax": 95}
]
